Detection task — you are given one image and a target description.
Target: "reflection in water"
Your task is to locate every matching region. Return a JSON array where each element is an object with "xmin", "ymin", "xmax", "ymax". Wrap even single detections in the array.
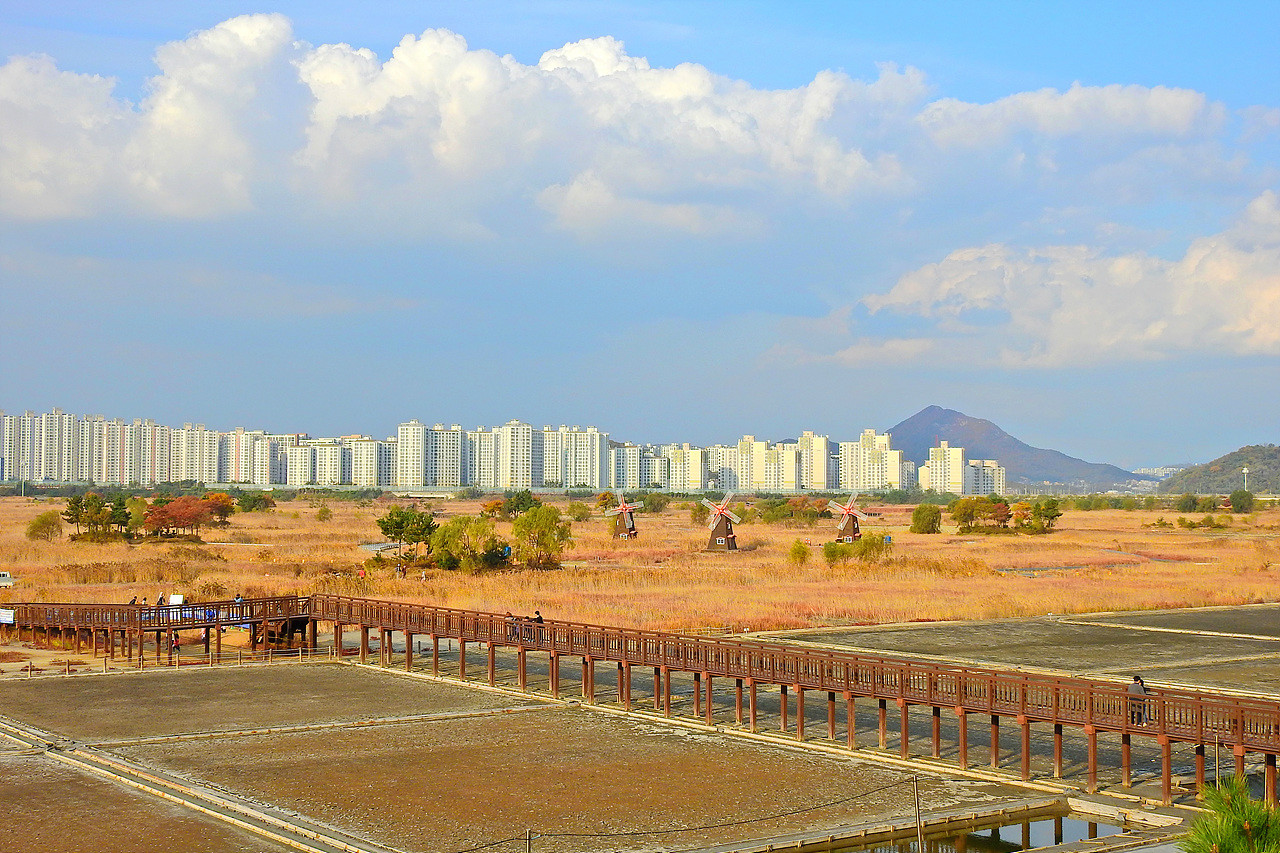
[{"xmin": 834, "ymin": 815, "xmax": 1125, "ymax": 853}]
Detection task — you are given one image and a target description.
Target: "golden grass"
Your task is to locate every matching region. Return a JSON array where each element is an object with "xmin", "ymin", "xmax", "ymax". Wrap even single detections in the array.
[{"xmin": 0, "ymin": 497, "xmax": 1277, "ymax": 631}]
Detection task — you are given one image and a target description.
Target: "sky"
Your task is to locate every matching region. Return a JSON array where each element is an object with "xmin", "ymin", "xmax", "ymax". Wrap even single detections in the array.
[{"xmin": 1, "ymin": 1, "xmax": 1277, "ymax": 469}]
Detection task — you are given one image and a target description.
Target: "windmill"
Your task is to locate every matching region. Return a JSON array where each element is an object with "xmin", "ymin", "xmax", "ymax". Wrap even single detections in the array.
[
  {"xmin": 828, "ymin": 494, "xmax": 867, "ymax": 543},
  {"xmin": 701, "ymin": 491, "xmax": 741, "ymax": 551},
  {"xmin": 605, "ymin": 489, "xmax": 640, "ymax": 539}
]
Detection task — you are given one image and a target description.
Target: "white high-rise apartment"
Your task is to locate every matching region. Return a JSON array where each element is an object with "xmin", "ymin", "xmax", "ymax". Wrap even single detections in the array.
[
  {"xmin": 427, "ymin": 424, "xmax": 465, "ymax": 487},
  {"xmin": 285, "ymin": 446, "xmax": 316, "ymax": 486},
  {"xmin": 351, "ymin": 438, "xmax": 396, "ymax": 487},
  {"xmin": 964, "ymin": 460, "xmax": 1006, "ymax": 496},
  {"xmin": 170, "ymin": 424, "xmax": 221, "ymax": 483},
  {"xmin": 838, "ymin": 429, "xmax": 906, "ymax": 492},
  {"xmin": 797, "ymin": 431, "xmax": 831, "ymax": 491},
  {"xmin": 313, "ymin": 443, "xmax": 352, "ymax": 486},
  {"xmin": 918, "ymin": 441, "xmax": 966, "ymax": 494},
  {"xmin": 35, "ymin": 408, "xmax": 79, "ymax": 483},
  {"xmin": 705, "ymin": 444, "xmax": 739, "ymax": 490},
  {"xmin": 396, "ymin": 420, "xmax": 427, "ymax": 488},
  {"xmin": 497, "ymin": 420, "xmax": 541, "ymax": 490},
  {"xmin": 466, "ymin": 428, "xmax": 498, "ymax": 490},
  {"xmin": 544, "ymin": 425, "xmax": 608, "ymax": 490},
  {"xmin": 660, "ymin": 444, "xmax": 707, "ymax": 491}
]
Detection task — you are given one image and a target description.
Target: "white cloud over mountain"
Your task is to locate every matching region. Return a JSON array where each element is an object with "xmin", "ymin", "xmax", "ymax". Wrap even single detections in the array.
[{"xmin": 859, "ymin": 191, "xmax": 1280, "ymax": 366}]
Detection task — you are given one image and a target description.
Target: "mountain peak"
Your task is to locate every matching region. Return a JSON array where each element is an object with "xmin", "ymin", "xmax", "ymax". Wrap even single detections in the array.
[{"xmin": 886, "ymin": 406, "xmax": 1141, "ymax": 488}]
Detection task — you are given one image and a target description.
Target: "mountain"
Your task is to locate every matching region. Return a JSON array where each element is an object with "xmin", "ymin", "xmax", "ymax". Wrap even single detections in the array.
[
  {"xmin": 1157, "ymin": 445, "xmax": 1278, "ymax": 494},
  {"xmin": 886, "ymin": 406, "xmax": 1145, "ymax": 489}
]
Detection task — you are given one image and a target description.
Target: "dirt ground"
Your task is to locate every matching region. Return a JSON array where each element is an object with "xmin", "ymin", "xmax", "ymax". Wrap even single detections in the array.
[
  {"xmin": 0, "ymin": 664, "xmax": 529, "ymax": 741},
  {"xmin": 0, "ymin": 751, "xmax": 295, "ymax": 852},
  {"xmin": 0, "ymin": 664, "xmax": 1023, "ymax": 853}
]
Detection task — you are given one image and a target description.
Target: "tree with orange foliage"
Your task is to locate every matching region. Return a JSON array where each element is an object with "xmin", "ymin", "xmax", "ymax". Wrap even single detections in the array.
[{"xmin": 203, "ymin": 492, "xmax": 235, "ymax": 525}]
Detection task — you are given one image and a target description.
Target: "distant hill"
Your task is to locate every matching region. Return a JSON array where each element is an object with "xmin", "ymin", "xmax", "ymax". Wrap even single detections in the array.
[
  {"xmin": 1157, "ymin": 445, "xmax": 1278, "ymax": 494},
  {"xmin": 886, "ymin": 405, "xmax": 1145, "ymax": 489}
]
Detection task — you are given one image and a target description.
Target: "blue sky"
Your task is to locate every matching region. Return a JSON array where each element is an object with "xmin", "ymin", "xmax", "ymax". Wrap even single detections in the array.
[{"xmin": 2, "ymin": 2, "xmax": 1277, "ymax": 468}]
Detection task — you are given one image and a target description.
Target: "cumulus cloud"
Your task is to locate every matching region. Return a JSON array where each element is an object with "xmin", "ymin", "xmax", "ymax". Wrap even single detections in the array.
[
  {"xmin": 861, "ymin": 191, "xmax": 1280, "ymax": 366},
  {"xmin": 0, "ymin": 13, "xmax": 292, "ymax": 219},
  {"xmin": 919, "ymin": 82, "xmax": 1223, "ymax": 146},
  {"xmin": 0, "ymin": 14, "xmax": 1266, "ymax": 239}
]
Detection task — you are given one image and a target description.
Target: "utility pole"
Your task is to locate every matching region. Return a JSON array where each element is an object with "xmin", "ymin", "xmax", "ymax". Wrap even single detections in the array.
[{"xmin": 914, "ymin": 777, "xmax": 925, "ymax": 852}]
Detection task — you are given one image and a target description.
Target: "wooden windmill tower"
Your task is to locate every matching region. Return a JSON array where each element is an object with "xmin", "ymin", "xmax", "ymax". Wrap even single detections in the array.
[
  {"xmin": 605, "ymin": 490, "xmax": 640, "ymax": 539},
  {"xmin": 701, "ymin": 491, "xmax": 742, "ymax": 551},
  {"xmin": 828, "ymin": 494, "xmax": 867, "ymax": 543}
]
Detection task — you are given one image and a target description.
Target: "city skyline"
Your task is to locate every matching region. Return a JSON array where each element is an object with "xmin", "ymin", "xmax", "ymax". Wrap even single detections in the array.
[
  {"xmin": 2, "ymin": 404, "xmax": 1014, "ymax": 496},
  {"xmin": 2, "ymin": 3, "xmax": 1277, "ymax": 469}
]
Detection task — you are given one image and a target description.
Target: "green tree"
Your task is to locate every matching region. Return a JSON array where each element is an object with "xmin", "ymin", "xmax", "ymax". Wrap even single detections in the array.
[
  {"xmin": 1176, "ymin": 493, "xmax": 1199, "ymax": 512},
  {"xmin": 566, "ymin": 501, "xmax": 591, "ymax": 522},
  {"xmin": 1181, "ymin": 775, "xmax": 1280, "ymax": 853},
  {"xmin": 503, "ymin": 489, "xmax": 541, "ymax": 516},
  {"xmin": 1031, "ymin": 498, "xmax": 1062, "ymax": 531},
  {"xmin": 910, "ymin": 503, "xmax": 942, "ymax": 534},
  {"xmin": 126, "ymin": 497, "xmax": 148, "ymax": 533},
  {"xmin": 26, "ymin": 510, "xmax": 63, "ymax": 541},
  {"xmin": 690, "ymin": 502, "xmax": 710, "ymax": 525},
  {"xmin": 1197, "ymin": 496, "xmax": 1219, "ymax": 513},
  {"xmin": 511, "ymin": 505, "xmax": 572, "ymax": 569},
  {"xmin": 62, "ymin": 494, "xmax": 83, "ymax": 534},
  {"xmin": 237, "ymin": 492, "xmax": 276, "ymax": 512},
  {"xmin": 109, "ymin": 495, "xmax": 131, "ymax": 533},
  {"xmin": 1230, "ymin": 490, "xmax": 1255, "ymax": 514},
  {"xmin": 788, "ymin": 539, "xmax": 810, "ymax": 566},
  {"xmin": 377, "ymin": 505, "xmax": 438, "ymax": 558},
  {"xmin": 1142, "ymin": 496, "xmax": 1158, "ymax": 511},
  {"xmin": 950, "ymin": 497, "xmax": 981, "ymax": 533},
  {"xmin": 596, "ymin": 491, "xmax": 618, "ymax": 509},
  {"xmin": 640, "ymin": 492, "xmax": 670, "ymax": 514},
  {"xmin": 432, "ymin": 516, "xmax": 509, "ymax": 573}
]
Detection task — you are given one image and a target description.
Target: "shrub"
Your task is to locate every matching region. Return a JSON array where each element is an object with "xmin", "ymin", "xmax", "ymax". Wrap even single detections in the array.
[
  {"xmin": 26, "ymin": 510, "xmax": 63, "ymax": 541},
  {"xmin": 910, "ymin": 504, "xmax": 942, "ymax": 534},
  {"xmin": 788, "ymin": 539, "xmax": 810, "ymax": 566},
  {"xmin": 1230, "ymin": 489, "xmax": 1255, "ymax": 514},
  {"xmin": 316, "ymin": 505, "xmax": 333, "ymax": 522},
  {"xmin": 566, "ymin": 501, "xmax": 591, "ymax": 522}
]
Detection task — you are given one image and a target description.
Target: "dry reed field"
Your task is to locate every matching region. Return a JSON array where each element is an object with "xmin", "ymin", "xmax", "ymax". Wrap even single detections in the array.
[{"xmin": 2, "ymin": 495, "xmax": 1277, "ymax": 631}]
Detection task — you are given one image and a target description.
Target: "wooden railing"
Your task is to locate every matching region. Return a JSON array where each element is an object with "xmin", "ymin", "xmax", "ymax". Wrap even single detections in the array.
[
  {"xmin": 11, "ymin": 596, "xmax": 307, "ymax": 631},
  {"xmin": 13, "ymin": 593, "xmax": 1280, "ymax": 753}
]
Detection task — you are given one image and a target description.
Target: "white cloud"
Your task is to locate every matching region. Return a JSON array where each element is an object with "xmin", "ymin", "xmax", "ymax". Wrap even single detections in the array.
[
  {"xmin": 0, "ymin": 13, "xmax": 292, "ymax": 219},
  {"xmin": 0, "ymin": 55, "xmax": 127, "ymax": 218},
  {"xmin": 0, "ymin": 15, "xmax": 1265, "ymax": 241},
  {"xmin": 919, "ymin": 82, "xmax": 1223, "ymax": 146},
  {"xmin": 861, "ymin": 191, "xmax": 1280, "ymax": 366}
]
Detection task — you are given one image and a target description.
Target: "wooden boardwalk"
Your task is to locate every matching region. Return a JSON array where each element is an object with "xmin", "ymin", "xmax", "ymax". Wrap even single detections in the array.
[{"xmin": 8, "ymin": 593, "xmax": 1279, "ymax": 805}]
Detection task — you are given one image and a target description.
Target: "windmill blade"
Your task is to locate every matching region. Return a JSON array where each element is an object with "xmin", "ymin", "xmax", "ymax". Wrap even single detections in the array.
[
  {"xmin": 622, "ymin": 510, "xmax": 634, "ymax": 527},
  {"xmin": 721, "ymin": 491, "xmax": 736, "ymax": 506},
  {"xmin": 706, "ymin": 515, "xmax": 719, "ymax": 530},
  {"xmin": 827, "ymin": 499, "xmax": 844, "ymax": 513},
  {"xmin": 724, "ymin": 510, "xmax": 742, "ymax": 524},
  {"xmin": 700, "ymin": 497, "xmax": 719, "ymax": 512},
  {"xmin": 605, "ymin": 507, "xmax": 621, "ymax": 517}
]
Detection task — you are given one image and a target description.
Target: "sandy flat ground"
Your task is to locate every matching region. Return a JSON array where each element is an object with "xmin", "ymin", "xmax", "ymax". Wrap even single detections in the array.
[
  {"xmin": 0, "ymin": 751, "xmax": 295, "ymax": 852},
  {"xmin": 1, "ymin": 663, "xmax": 1022, "ymax": 853}
]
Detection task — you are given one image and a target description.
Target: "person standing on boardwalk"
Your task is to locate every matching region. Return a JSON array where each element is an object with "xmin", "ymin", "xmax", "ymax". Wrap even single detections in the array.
[
  {"xmin": 534, "ymin": 610, "xmax": 545, "ymax": 642},
  {"xmin": 1127, "ymin": 675, "xmax": 1149, "ymax": 724}
]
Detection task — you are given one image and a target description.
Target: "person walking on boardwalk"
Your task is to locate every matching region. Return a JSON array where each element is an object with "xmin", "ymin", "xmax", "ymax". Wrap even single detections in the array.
[
  {"xmin": 534, "ymin": 610, "xmax": 545, "ymax": 642},
  {"xmin": 1127, "ymin": 675, "xmax": 1149, "ymax": 724}
]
